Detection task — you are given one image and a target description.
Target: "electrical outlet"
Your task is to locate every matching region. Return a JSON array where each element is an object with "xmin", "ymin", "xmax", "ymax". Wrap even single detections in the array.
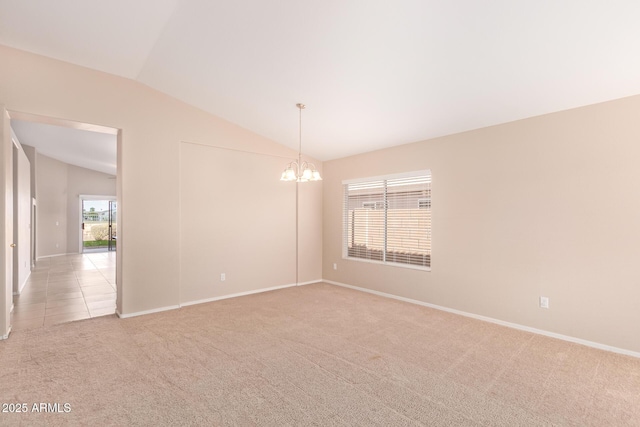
[
  {"xmin": 333, "ymin": 263, "xmax": 337, "ymax": 270},
  {"xmin": 539, "ymin": 296, "xmax": 549, "ymax": 309},
  {"xmin": 220, "ymin": 273, "xmax": 226, "ymax": 282}
]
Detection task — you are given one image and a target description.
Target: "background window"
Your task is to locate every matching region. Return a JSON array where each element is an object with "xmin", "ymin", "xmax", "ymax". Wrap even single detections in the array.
[
  {"xmin": 418, "ymin": 198, "xmax": 431, "ymax": 209},
  {"xmin": 362, "ymin": 201, "xmax": 385, "ymax": 210},
  {"xmin": 343, "ymin": 171, "xmax": 431, "ymax": 269}
]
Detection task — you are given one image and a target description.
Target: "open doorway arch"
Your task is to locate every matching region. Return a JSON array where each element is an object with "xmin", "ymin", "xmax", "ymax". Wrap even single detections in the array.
[{"xmin": 1, "ymin": 110, "xmax": 122, "ymax": 335}]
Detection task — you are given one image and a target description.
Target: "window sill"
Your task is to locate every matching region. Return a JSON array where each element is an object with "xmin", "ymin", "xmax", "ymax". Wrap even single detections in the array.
[{"xmin": 342, "ymin": 256, "xmax": 431, "ymax": 272}]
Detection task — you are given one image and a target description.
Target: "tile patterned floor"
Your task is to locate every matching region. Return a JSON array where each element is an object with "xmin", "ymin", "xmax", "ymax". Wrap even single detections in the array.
[{"xmin": 10, "ymin": 252, "xmax": 116, "ymax": 332}]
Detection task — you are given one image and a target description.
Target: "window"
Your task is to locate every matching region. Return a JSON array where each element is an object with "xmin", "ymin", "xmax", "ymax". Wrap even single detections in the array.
[
  {"xmin": 362, "ymin": 201, "xmax": 385, "ymax": 210},
  {"xmin": 343, "ymin": 171, "xmax": 431, "ymax": 269},
  {"xmin": 418, "ymin": 198, "xmax": 431, "ymax": 209}
]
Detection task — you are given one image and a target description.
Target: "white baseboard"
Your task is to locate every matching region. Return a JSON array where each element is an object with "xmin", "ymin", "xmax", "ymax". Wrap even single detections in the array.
[
  {"xmin": 118, "ymin": 279, "xmax": 324, "ymax": 317},
  {"xmin": 17, "ymin": 270, "xmax": 30, "ymax": 294},
  {"xmin": 180, "ymin": 279, "xmax": 323, "ymax": 307},
  {"xmin": 1, "ymin": 327, "xmax": 11, "ymax": 340},
  {"xmin": 297, "ymin": 279, "xmax": 323, "ymax": 286},
  {"xmin": 323, "ymin": 279, "xmax": 640, "ymax": 359},
  {"xmin": 116, "ymin": 305, "xmax": 181, "ymax": 319},
  {"xmin": 36, "ymin": 252, "xmax": 77, "ymax": 260}
]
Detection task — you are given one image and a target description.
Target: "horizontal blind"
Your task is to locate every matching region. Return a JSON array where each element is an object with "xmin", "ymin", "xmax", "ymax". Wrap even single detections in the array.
[
  {"xmin": 385, "ymin": 175, "xmax": 431, "ymax": 267},
  {"xmin": 345, "ymin": 180, "xmax": 385, "ymax": 262},
  {"xmin": 344, "ymin": 171, "xmax": 431, "ymax": 268}
]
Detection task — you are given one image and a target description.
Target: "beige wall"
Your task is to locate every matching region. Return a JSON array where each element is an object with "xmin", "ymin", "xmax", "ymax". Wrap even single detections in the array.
[
  {"xmin": 33, "ymin": 151, "xmax": 113, "ymax": 257},
  {"xmin": 21, "ymin": 144, "xmax": 36, "ymax": 200},
  {"xmin": 0, "ymin": 45, "xmax": 322, "ymax": 316},
  {"xmin": 323, "ymin": 95, "xmax": 640, "ymax": 354},
  {"xmin": 179, "ymin": 142, "xmax": 322, "ymax": 305},
  {"xmin": 180, "ymin": 143, "xmax": 299, "ymax": 304},
  {"xmin": 36, "ymin": 153, "xmax": 68, "ymax": 257}
]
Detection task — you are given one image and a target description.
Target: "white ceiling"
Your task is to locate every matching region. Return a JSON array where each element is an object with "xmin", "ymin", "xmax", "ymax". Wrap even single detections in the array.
[
  {"xmin": 1, "ymin": 1, "xmax": 639, "ymax": 161},
  {"xmin": 11, "ymin": 120, "xmax": 117, "ymax": 176}
]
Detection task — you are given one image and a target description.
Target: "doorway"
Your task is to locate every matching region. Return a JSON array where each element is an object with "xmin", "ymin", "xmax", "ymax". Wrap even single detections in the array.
[
  {"xmin": 3, "ymin": 111, "xmax": 122, "ymax": 333},
  {"xmin": 81, "ymin": 197, "xmax": 117, "ymax": 253}
]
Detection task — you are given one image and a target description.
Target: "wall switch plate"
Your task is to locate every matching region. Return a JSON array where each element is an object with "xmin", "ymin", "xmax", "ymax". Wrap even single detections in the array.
[
  {"xmin": 220, "ymin": 273, "xmax": 226, "ymax": 282},
  {"xmin": 333, "ymin": 263, "xmax": 337, "ymax": 270},
  {"xmin": 540, "ymin": 296, "xmax": 549, "ymax": 309}
]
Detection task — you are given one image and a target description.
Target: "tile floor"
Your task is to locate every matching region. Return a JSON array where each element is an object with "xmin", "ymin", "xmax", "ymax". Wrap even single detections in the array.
[{"xmin": 10, "ymin": 251, "xmax": 116, "ymax": 332}]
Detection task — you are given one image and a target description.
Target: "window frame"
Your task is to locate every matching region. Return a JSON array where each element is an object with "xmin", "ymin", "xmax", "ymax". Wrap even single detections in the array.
[{"xmin": 342, "ymin": 170, "xmax": 431, "ymax": 271}]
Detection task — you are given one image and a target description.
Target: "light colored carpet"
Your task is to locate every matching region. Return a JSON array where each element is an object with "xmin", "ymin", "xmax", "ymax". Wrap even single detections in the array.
[{"xmin": 0, "ymin": 283, "xmax": 638, "ymax": 426}]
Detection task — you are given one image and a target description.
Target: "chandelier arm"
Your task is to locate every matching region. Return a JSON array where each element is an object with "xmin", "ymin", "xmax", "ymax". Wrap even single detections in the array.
[{"xmin": 281, "ymin": 103, "xmax": 320, "ymax": 182}]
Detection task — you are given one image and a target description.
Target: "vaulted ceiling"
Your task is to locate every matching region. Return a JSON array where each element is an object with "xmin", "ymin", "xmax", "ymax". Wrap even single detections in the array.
[
  {"xmin": 11, "ymin": 120, "xmax": 117, "ymax": 176},
  {"xmin": 1, "ymin": 1, "xmax": 639, "ymax": 161}
]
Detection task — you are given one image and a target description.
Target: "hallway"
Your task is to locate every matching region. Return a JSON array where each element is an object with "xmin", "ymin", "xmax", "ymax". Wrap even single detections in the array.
[{"xmin": 10, "ymin": 252, "xmax": 116, "ymax": 331}]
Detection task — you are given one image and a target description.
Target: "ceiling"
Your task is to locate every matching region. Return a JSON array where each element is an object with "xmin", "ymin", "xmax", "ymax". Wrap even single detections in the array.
[
  {"xmin": 11, "ymin": 120, "xmax": 117, "ymax": 176},
  {"xmin": 1, "ymin": 1, "xmax": 639, "ymax": 161}
]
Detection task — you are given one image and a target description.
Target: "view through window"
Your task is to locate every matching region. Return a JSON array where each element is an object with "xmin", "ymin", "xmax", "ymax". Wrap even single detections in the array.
[
  {"xmin": 82, "ymin": 199, "xmax": 117, "ymax": 251},
  {"xmin": 343, "ymin": 171, "xmax": 431, "ymax": 269}
]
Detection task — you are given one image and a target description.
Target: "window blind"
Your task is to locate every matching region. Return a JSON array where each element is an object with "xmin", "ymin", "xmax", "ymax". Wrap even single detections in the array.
[{"xmin": 344, "ymin": 171, "xmax": 431, "ymax": 269}]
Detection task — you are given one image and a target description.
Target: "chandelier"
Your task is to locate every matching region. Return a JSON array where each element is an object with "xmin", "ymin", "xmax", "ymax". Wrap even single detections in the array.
[{"xmin": 280, "ymin": 103, "xmax": 322, "ymax": 182}]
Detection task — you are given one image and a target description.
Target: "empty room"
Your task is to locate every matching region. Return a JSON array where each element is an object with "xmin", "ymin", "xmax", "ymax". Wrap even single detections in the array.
[{"xmin": 1, "ymin": 1, "xmax": 639, "ymax": 425}]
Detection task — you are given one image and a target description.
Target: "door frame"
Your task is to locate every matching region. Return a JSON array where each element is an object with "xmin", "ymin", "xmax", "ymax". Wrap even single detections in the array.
[
  {"xmin": 11, "ymin": 135, "xmax": 31, "ymax": 296},
  {"xmin": 1, "ymin": 109, "xmax": 122, "ymax": 337},
  {"xmin": 1, "ymin": 106, "xmax": 13, "ymax": 339}
]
